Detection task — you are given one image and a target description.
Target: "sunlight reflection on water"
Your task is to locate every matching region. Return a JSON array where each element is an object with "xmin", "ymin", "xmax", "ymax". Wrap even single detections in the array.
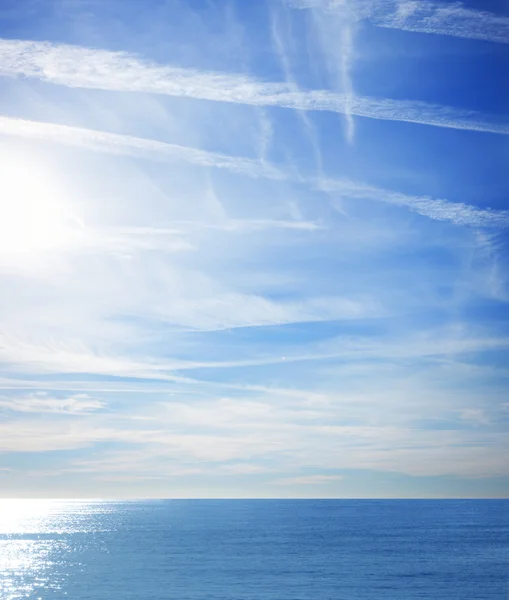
[{"xmin": 0, "ymin": 500, "xmax": 114, "ymax": 600}]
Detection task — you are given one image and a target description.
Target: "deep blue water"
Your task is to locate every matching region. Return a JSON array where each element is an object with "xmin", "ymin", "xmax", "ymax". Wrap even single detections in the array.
[{"xmin": 0, "ymin": 500, "xmax": 507, "ymax": 600}]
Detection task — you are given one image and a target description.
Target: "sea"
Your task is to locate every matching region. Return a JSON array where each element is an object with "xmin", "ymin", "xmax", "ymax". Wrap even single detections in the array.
[{"xmin": 0, "ymin": 499, "xmax": 507, "ymax": 600}]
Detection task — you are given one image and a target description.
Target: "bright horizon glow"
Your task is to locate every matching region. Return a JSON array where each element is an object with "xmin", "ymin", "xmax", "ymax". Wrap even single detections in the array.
[{"xmin": 0, "ymin": 0, "xmax": 508, "ymax": 499}]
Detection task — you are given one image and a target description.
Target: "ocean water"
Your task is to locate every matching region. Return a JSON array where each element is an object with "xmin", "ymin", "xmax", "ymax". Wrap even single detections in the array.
[{"xmin": 0, "ymin": 500, "xmax": 507, "ymax": 600}]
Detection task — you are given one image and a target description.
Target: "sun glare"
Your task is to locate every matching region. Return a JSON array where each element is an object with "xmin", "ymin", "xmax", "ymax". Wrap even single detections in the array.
[{"xmin": 0, "ymin": 157, "xmax": 78, "ymax": 256}]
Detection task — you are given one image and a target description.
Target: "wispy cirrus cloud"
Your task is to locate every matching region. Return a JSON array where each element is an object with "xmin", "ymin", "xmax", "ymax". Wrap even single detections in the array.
[
  {"xmin": 1, "ymin": 39, "xmax": 508, "ymax": 135},
  {"xmin": 2, "ymin": 323, "xmax": 508, "ymax": 396},
  {"xmin": 285, "ymin": 0, "xmax": 509, "ymax": 44},
  {"xmin": 0, "ymin": 392, "xmax": 104, "ymax": 414},
  {"xmin": 459, "ymin": 408, "xmax": 491, "ymax": 427},
  {"xmin": 0, "ymin": 1, "xmax": 507, "ymax": 499},
  {"xmin": 275, "ymin": 474, "xmax": 343, "ymax": 485},
  {"xmin": 1, "ymin": 393, "xmax": 507, "ymax": 479}
]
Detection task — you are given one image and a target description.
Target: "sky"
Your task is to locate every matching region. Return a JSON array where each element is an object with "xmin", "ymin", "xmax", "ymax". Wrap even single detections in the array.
[{"xmin": 0, "ymin": 0, "xmax": 508, "ymax": 499}]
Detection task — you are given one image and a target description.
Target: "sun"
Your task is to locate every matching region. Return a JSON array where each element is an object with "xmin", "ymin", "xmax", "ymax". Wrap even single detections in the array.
[{"xmin": 0, "ymin": 155, "xmax": 79, "ymax": 256}]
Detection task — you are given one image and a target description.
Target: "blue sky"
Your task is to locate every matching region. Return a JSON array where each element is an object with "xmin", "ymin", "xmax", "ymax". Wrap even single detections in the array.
[{"xmin": 0, "ymin": 0, "xmax": 508, "ymax": 498}]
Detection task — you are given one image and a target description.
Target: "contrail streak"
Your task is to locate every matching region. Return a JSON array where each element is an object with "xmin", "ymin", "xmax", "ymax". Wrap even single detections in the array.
[
  {"xmin": 285, "ymin": 0, "xmax": 509, "ymax": 45},
  {"xmin": 1, "ymin": 114, "xmax": 507, "ymax": 229},
  {"xmin": 0, "ymin": 115, "xmax": 285, "ymax": 180},
  {"xmin": 1, "ymin": 39, "xmax": 508, "ymax": 135}
]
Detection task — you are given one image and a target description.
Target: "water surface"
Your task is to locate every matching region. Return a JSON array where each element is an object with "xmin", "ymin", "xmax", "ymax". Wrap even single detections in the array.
[{"xmin": 1, "ymin": 499, "xmax": 507, "ymax": 599}]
